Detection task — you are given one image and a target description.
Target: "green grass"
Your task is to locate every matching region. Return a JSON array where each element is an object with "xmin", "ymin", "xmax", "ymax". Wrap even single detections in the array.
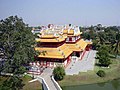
[
  {"xmin": 0, "ymin": 75, "xmax": 42, "ymax": 90},
  {"xmin": 59, "ymin": 58, "xmax": 120, "ymax": 87},
  {"xmin": 22, "ymin": 75, "xmax": 42, "ymax": 90}
]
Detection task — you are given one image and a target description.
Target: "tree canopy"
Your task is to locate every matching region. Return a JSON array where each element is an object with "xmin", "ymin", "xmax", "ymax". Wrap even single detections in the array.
[
  {"xmin": 53, "ymin": 66, "xmax": 65, "ymax": 81},
  {"xmin": 97, "ymin": 45, "xmax": 111, "ymax": 67},
  {"xmin": 0, "ymin": 16, "xmax": 37, "ymax": 74},
  {"xmin": 0, "ymin": 16, "xmax": 37, "ymax": 89}
]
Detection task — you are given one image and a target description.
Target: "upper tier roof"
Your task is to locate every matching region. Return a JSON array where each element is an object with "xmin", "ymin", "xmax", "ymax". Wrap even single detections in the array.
[
  {"xmin": 36, "ymin": 35, "xmax": 67, "ymax": 42},
  {"xmin": 40, "ymin": 35, "xmax": 56, "ymax": 39},
  {"xmin": 38, "ymin": 25, "xmax": 82, "ymax": 40},
  {"xmin": 66, "ymin": 39, "xmax": 87, "ymax": 52}
]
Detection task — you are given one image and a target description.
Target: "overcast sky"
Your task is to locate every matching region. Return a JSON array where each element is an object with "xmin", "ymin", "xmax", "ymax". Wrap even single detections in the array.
[{"xmin": 0, "ymin": 0, "xmax": 120, "ymax": 26}]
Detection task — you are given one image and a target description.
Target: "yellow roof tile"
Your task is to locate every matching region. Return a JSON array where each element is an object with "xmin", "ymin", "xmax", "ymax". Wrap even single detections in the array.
[
  {"xmin": 67, "ymin": 32, "xmax": 82, "ymax": 37},
  {"xmin": 35, "ymin": 39, "xmax": 91, "ymax": 59},
  {"xmin": 76, "ymin": 39, "xmax": 88, "ymax": 50},
  {"xmin": 68, "ymin": 29, "xmax": 74, "ymax": 35},
  {"xmin": 36, "ymin": 36, "xmax": 66, "ymax": 42},
  {"xmin": 35, "ymin": 44, "xmax": 72, "ymax": 59},
  {"xmin": 66, "ymin": 44, "xmax": 81, "ymax": 51},
  {"xmin": 63, "ymin": 29, "xmax": 68, "ymax": 34},
  {"xmin": 41, "ymin": 35, "xmax": 55, "ymax": 38},
  {"xmin": 86, "ymin": 41, "xmax": 93, "ymax": 44},
  {"xmin": 66, "ymin": 39, "xmax": 89, "ymax": 51}
]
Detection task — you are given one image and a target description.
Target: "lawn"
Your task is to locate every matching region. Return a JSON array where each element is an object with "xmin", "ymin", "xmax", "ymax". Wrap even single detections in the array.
[
  {"xmin": 22, "ymin": 75, "xmax": 42, "ymax": 90},
  {"xmin": 59, "ymin": 58, "xmax": 120, "ymax": 86},
  {"xmin": 0, "ymin": 75, "xmax": 42, "ymax": 90}
]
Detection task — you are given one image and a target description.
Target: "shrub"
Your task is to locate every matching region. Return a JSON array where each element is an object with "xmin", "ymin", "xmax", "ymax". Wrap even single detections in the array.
[
  {"xmin": 53, "ymin": 66, "xmax": 65, "ymax": 81},
  {"xmin": 97, "ymin": 70, "xmax": 106, "ymax": 77},
  {"xmin": 99, "ymin": 56, "xmax": 111, "ymax": 67}
]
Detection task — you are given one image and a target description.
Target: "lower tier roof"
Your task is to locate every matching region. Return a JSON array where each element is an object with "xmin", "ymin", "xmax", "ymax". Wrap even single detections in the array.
[{"xmin": 35, "ymin": 39, "xmax": 91, "ymax": 59}]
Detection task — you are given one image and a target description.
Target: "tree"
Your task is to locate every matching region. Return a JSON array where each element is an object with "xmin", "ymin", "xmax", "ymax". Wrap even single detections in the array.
[
  {"xmin": 38, "ymin": 26, "xmax": 41, "ymax": 29},
  {"xmin": 97, "ymin": 70, "xmax": 106, "ymax": 77},
  {"xmin": 113, "ymin": 31, "xmax": 120, "ymax": 57},
  {"xmin": 0, "ymin": 16, "xmax": 37, "ymax": 73},
  {"xmin": 0, "ymin": 76, "xmax": 24, "ymax": 90},
  {"xmin": 53, "ymin": 66, "xmax": 65, "ymax": 81},
  {"xmin": 97, "ymin": 45, "xmax": 112, "ymax": 67},
  {"xmin": 98, "ymin": 32, "xmax": 106, "ymax": 45},
  {"xmin": 0, "ymin": 16, "xmax": 37, "ymax": 89},
  {"xmin": 97, "ymin": 45, "xmax": 109, "ymax": 57},
  {"xmin": 89, "ymin": 29, "xmax": 96, "ymax": 40},
  {"xmin": 96, "ymin": 24, "xmax": 102, "ymax": 31},
  {"xmin": 99, "ymin": 55, "xmax": 111, "ymax": 67},
  {"xmin": 97, "ymin": 49, "xmax": 109, "ymax": 58},
  {"xmin": 92, "ymin": 39, "xmax": 100, "ymax": 50}
]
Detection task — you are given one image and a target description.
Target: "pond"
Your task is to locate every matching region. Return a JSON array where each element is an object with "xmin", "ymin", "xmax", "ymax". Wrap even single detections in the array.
[{"xmin": 62, "ymin": 79, "xmax": 120, "ymax": 90}]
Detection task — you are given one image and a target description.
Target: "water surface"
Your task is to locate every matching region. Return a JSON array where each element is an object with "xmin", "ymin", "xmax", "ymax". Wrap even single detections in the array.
[{"xmin": 62, "ymin": 79, "xmax": 120, "ymax": 90}]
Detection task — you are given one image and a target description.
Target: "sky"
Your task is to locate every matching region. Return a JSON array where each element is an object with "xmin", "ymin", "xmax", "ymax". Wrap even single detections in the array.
[{"xmin": 0, "ymin": 0, "xmax": 120, "ymax": 26}]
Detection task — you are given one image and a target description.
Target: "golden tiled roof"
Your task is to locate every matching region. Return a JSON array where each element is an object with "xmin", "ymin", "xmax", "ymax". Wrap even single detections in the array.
[
  {"xmin": 66, "ymin": 44, "xmax": 81, "ymax": 51},
  {"xmin": 62, "ymin": 34, "xmax": 68, "ymax": 38},
  {"xmin": 80, "ymin": 32, "xmax": 82, "ymax": 34},
  {"xmin": 66, "ymin": 39, "xmax": 88, "ymax": 52},
  {"xmin": 63, "ymin": 29, "xmax": 68, "ymax": 34},
  {"xmin": 86, "ymin": 41, "xmax": 93, "ymax": 44},
  {"xmin": 68, "ymin": 29, "xmax": 74, "ymax": 35},
  {"xmin": 58, "ymin": 44, "xmax": 72, "ymax": 58},
  {"xmin": 36, "ymin": 35, "xmax": 67, "ymax": 42},
  {"xmin": 75, "ymin": 32, "xmax": 82, "ymax": 36},
  {"xmin": 35, "ymin": 47, "xmax": 56, "ymax": 51},
  {"xmin": 67, "ymin": 30, "xmax": 82, "ymax": 36},
  {"xmin": 35, "ymin": 39, "xmax": 91, "ymax": 59},
  {"xmin": 40, "ymin": 35, "xmax": 55, "ymax": 39},
  {"xmin": 35, "ymin": 44, "xmax": 72, "ymax": 59},
  {"xmin": 36, "ymin": 48, "xmax": 64, "ymax": 59},
  {"xmin": 76, "ymin": 39, "xmax": 88, "ymax": 50}
]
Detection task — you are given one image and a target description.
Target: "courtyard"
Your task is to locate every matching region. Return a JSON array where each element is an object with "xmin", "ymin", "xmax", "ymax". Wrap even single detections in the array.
[{"xmin": 65, "ymin": 50, "xmax": 97, "ymax": 75}]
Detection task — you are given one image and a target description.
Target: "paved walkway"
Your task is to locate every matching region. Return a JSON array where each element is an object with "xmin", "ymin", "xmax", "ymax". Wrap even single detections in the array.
[
  {"xmin": 36, "ymin": 68, "xmax": 58, "ymax": 90},
  {"xmin": 65, "ymin": 50, "xmax": 97, "ymax": 75}
]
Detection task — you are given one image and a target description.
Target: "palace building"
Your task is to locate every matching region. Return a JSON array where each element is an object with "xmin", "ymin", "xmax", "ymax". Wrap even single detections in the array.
[{"xmin": 28, "ymin": 25, "xmax": 92, "ymax": 74}]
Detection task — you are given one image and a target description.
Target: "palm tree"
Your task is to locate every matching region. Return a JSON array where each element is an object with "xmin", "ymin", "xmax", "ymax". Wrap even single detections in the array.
[
  {"xmin": 113, "ymin": 31, "xmax": 120, "ymax": 57},
  {"xmin": 98, "ymin": 32, "xmax": 106, "ymax": 45}
]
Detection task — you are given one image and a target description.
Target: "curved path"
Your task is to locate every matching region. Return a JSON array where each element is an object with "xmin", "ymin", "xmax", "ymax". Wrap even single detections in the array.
[
  {"xmin": 34, "ymin": 68, "xmax": 61, "ymax": 90},
  {"xmin": 40, "ymin": 68, "xmax": 57, "ymax": 90}
]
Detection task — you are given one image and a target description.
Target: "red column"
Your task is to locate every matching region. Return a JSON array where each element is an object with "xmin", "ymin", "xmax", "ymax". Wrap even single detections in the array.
[
  {"xmin": 41, "ymin": 61, "xmax": 44, "ymax": 66},
  {"xmin": 46, "ymin": 62, "xmax": 50, "ymax": 67}
]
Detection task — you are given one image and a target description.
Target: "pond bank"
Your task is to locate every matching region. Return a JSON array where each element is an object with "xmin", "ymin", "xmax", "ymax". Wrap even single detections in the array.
[
  {"xmin": 59, "ymin": 58, "xmax": 120, "ymax": 87},
  {"xmin": 62, "ymin": 79, "xmax": 120, "ymax": 90}
]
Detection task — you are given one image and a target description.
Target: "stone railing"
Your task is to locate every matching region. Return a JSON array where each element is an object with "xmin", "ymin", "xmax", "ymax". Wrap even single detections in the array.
[
  {"xmin": 37, "ymin": 77, "xmax": 50, "ymax": 90},
  {"xmin": 51, "ymin": 76, "xmax": 62, "ymax": 90}
]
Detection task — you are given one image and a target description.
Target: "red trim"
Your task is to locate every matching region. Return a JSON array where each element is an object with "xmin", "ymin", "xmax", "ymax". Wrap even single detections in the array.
[
  {"xmin": 64, "ymin": 57, "xmax": 71, "ymax": 68},
  {"xmin": 37, "ymin": 41, "xmax": 65, "ymax": 47},
  {"xmin": 80, "ymin": 50, "xmax": 86, "ymax": 60}
]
